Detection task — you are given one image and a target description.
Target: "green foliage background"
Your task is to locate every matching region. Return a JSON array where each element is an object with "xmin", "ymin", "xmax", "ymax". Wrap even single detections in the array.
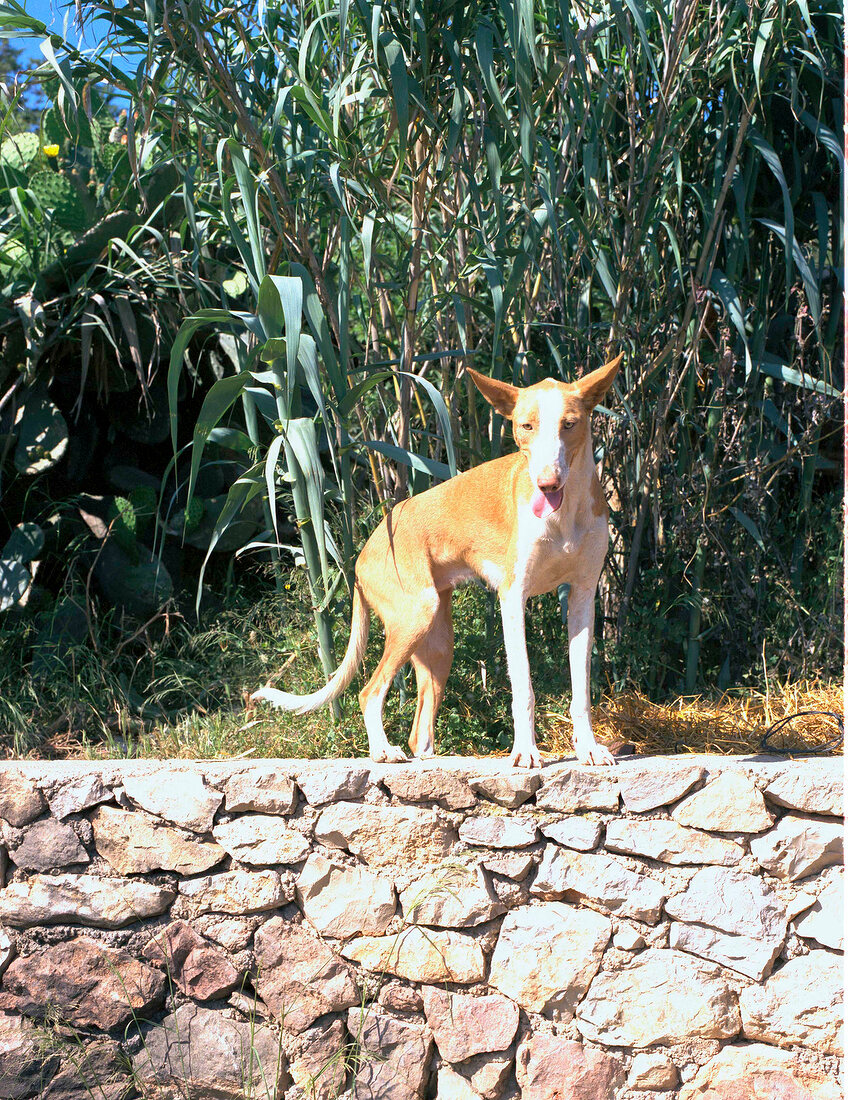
[{"xmin": 0, "ymin": 0, "xmax": 841, "ymax": 748}]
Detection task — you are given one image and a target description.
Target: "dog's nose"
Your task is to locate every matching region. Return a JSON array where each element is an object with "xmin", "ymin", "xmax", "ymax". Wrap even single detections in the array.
[{"xmin": 537, "ymin": 474, "xmax": 561, "ymax": 492}]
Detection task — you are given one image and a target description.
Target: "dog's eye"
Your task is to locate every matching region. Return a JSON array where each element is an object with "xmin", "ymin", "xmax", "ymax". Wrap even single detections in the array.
[
  {"xmin": 561, "ymin": 420, "xmax": 576, "ymax": 430},
  {"xmin": 520, "ymin": 422, "xmax": 534, "ymax": 432}
]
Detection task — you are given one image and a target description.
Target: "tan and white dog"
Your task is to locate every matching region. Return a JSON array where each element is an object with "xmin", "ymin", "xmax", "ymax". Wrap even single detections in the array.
[{"xmin": 253, "ymin": 353, "xmax": 622, "ymax": 768}]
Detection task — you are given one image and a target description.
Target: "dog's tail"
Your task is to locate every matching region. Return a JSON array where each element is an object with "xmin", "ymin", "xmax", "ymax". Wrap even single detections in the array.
[{"xmin": 251, "ymin": 584, "xmax": 370, "ymax": 715}]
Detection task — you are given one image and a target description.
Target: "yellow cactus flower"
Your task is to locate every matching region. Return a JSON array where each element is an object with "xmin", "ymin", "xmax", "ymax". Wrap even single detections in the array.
[{"xmin": 43, "ymin": 144, "xmax": 60, "ymax": 157}]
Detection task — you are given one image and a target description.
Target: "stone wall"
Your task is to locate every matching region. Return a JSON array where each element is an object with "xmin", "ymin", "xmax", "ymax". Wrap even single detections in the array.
[{"xmin": 0, "ymin": 754, "xmax": 842, "ymax": 1100}]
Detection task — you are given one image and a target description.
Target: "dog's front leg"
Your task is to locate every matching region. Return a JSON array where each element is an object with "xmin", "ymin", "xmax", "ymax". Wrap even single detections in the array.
[
  {"xmin": 499, "ymin": 587, "xmax": 541, "ymax": 769},
  {"xmin": 567, "ymin": 583, "xmax": 615, "ymax": 766}
]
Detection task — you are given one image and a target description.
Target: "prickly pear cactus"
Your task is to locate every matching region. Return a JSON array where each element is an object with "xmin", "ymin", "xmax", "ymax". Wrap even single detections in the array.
[
  {"xmin": 14, "ymin": 397, "xmax": 69, "ymax": 475},
  {"xmin": 29, "ymin": 170, "xmax": 88, "ymax": 233},
  {"xmin": 128, "ymin": 486, "xmax": 157, "ymax": 534},
  {"xmin": 0, "ymin": 522, "xmax": 44, "ymax": 612},
  {"xmin": 0, "ymin": 131, "xmax": 40, "ymax": 171},
  {"xmin": 41, "ymin": 107, "xmax": 67, "ymax": 149},
  {"xmin": 94, "ymin": 540, "xmax": 173, "ymax": 617}
]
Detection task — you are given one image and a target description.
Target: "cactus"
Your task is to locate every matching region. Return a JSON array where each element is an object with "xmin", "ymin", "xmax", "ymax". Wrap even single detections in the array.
[
  {"xmin": 0, "ymin": 131, "xmax": 40, "ymax": 171},
  {"xmin": 14, "ymin": 397, "xmax": 69, "ymax": 475},
  {"xmin": 94, "ymin": 541, "xmax": 173, "ymax": 617},
  {"xmin": 29, "ymin": 170, "xmax": 88, "ymax": 233},
  {"xmin": 128, "ymin": 486, "xmax": 157, "ymax": 534},
  {"xmin": 107, "ymin": 496, "xmax": 138, "ymax": 562},
  {"xmin": 0, "ymin": 523, "xmax": 44, "ymax": 612},
  {"xmin": 41, "ymin": 107, "xmax": 67, "ymax": 149}
]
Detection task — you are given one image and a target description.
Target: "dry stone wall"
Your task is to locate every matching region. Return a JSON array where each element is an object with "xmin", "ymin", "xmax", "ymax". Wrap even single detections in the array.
[{"xmin": 0, "ymin": 754, "xmax": 842, "ymax": 1100}]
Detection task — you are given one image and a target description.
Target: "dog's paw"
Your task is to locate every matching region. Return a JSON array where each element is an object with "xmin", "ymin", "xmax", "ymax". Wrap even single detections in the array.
[
  {"xmin": 371, "ymin": 744, "xmax": 409, "ymax": 764},
  {"xmin": 576, "ymin": 742, "xmax": 618, "ymax": 767},
  {"xmin": 509, "ymin": 746, "xmax": 542, "ymax": 769}
]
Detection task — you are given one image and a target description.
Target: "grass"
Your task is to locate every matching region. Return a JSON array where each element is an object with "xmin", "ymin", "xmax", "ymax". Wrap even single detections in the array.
[{"xmin": 0, "ymin": 576, "xmax": 841, "ymax": 762}]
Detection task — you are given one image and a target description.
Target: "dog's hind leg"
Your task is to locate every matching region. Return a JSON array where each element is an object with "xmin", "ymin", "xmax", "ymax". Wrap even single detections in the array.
[{"xmin": 408, "ymin": 590, "xmax": 454, "ymax": 758}]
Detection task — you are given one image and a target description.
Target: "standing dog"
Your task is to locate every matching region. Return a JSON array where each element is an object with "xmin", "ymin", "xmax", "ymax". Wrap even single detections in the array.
[{"xmin": 253, "ymin": 354, "xmax": 622, "ymax": 767}]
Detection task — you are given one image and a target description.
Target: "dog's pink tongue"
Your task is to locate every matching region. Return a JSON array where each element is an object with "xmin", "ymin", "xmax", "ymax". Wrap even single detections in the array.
[{"xmin": 531, "ymin": 487, "xmax": 563, "ymax": 519}]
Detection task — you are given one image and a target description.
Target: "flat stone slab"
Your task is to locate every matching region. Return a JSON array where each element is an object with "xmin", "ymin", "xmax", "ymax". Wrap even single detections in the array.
[
  {"xmin": 342, "ymin": 925, "xmax": 485, "ymax": 984},
  {"xmin": 664, "ymin": 866, "xmax": 788, "ymax": 943},
  {"xmin": 0, "ymin": 873, "xmax": 174, "ymax": 928},
  {"xmin": 605, "ymin": 818, "xmax": 745, "ymax": 866},
  {"xmin": 740, "ymin": 951, "xmax": 843, "ymax": 1055},
  {"xmin": 532, "ymin": 845, "xmax": 666, "ymax": 923}
]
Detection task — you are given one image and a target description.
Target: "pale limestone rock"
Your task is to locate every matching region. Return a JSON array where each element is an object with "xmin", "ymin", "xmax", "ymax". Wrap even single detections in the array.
[
  {"xmin": 740, "ymin": 952, "xmax": 843, "ymax": 1055},
  {"xmin": 91, "ymin": 805, "xmax": 225, "ymax": 875},
  {"xmin": 469, "ymin": 772, "xmax": 541, "ymax": 808},
  {"xmin": 122, "ymin": 771, "xmax": 222, "ymax": 832},
  {"xmin": 794, "ymin": 869, "xmax": 843, "ymax": 950},
  {"xmin": 516, "ymin": 1035, "xmax": 625, "ymax": 1100},
  {"xmin": 0, "ymin": 771, "xmax": 46, "ymax": 826},
  {"xmin": 481, "ymin": 851, "xmax": 535, "ymax": 880},
  {"xmin": 750, "ymin": 814, "xmax": 843, "ymax": 881},
  {"xmin": 297, "ymin": 852, "xmax": 396, "ymax": 937},
  {"xmin": 193, "ymin": 914, "xmax": 262, "ymax": 951},
  {"xmin": 296, "ymin": 762, "xmax": 372, "ymax": 806},
  {"xmin": 4, "ymin": 817, "xmax": 89, "ymax": 871},
  {"xmin": 0, "ymin": 873, "xmax": 174, "ymax": 928},
  {"xmin": 132, "ymin": 1003, "xmax": 287, "ymax": 1099},
  {"xmin": 671, "ymin": 773, "xmax": 774, "ymax": 833},
  {"xmin": 679, "ymin": 1042, "xmax": 843, "ymax": 1100},
  {"xmin": 212, "ymin": 814, "xmax": 310, "ymax": 866},
  {"xmin": 617, "ymin": 763, "xmax": 706, "ymax": 813},
  {"xmin": 628, "ymin": 1051, "xmax": 678, "ymax": 1090},
  {"xmin": 315, "ymin": 801, "xmax": 456, "ymax": 868},
  {"xmin": 342, "ymin": 925, "xmax": 485, "ymax": 984},
  {"xmin": 489, "ymin": 902, "xmax": 611, "ymax": 1014},
  {"xmin": 462, "ymin": 1051, "xmax": 513, "ymax": 1100},
  {"xmin": 0, "ymin": 928, "xmax": 14, "ymax": 977},
  {"xmin": 289, "ymin": 1017, "xmax": 348, "ymax": 1100},
  {"xmin": 47, "ymin": 775, "xmax": 111, "ymax": 819},
  {"xmin": 764, "ymin": 763, "xmax": 843, "ymax": 817},
  {"xmin": 613, "ymin": 926, "xmax": 645, "ymax": 951},
  {"xmin": 399, "ymin": 862, "xmax": 504, "ymax": 928},
  {"xmin": 541, "ymin": 816, "xmax": 601, "ymax": 850},
  {"xmin": 436, "ymin": 1065, "xmax": 485, "ymax": 1100},
  {"xmin": 377, "ymin": 980, "xmax": 423, "ymax": 1013},
  {"xmin": 347, "ymin": 1008, "xmax": 432, "ymax": 1100},
  {"xmin": 383, "ymin": 769, "xmax": 476, "ymax": 810},
  {"xmin": 254, "ymin": 915, "xmax": 358, "ymax": 1033},
  {"xmin": 422, "ymin": 986, "xmax": 519, "ymax": 1062},
  {"xmin": 664, "ymin": 866, "xmax": 788, "ymax": 943},
  {"xmin": 576, "ymin": 949, "xmax": 741, "ymax": 1047},
  {"xmin": 536, "ymin": 767, "xmax": 619, "ymax": 812},
  {"xmin": 458, "ymin": 815, "xmax": 538, "ymax": 848},
  {"xmin": 605, "ymin": 819, "xmax": 745, "ymax": 866},
  {"xmin": 222, "ymin": 768, "xmax": 297, "ymax": 814},
  {"xmin": 177, "ymin": 868, "xmax": 291, "ymax": 915},
  {"xmin": 669, "ymin": 921, "xmax": 782, "ymax": 980},
  {"xmin": 532, "ymin": 845, "xmax": 666, "ymax": 923}
]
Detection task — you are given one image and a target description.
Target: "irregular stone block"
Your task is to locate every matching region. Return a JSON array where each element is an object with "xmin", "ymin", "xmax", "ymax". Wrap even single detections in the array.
[
  {"xmin": 0, "ymin": 771, "xmax": 46, "ymax": 827},
  {"xmin": 41, "ymin": 1036, "xmax": 130, "ymax": 1100},
  {"xmin": 383, "ymin": 768, "xmax": 476, "ymax": 810},
  {"xmin": 750, "ymin": 814, "xmax": 843, "ymax": 881},
  {"xmin": 740, "ymin": 952, "xmax": 843, "ymax": 1055},
  {"xmin": 0, "ymin": 1012, "xmax": 59, "ymax": 1096},
  {"xmin": 48, "ymin": 775, "xmax": 111, "ymax": 819},
  {"xmin": 516, "ymin": 1036, "xmax": 625, "ymax": 1100},
  {"xmin": 616, "ymin": 762, "xmax": 706, "ymax": 813},
  {"xmin": 469, "ymin": 772, "xmax": 541, "ymax": 808},
  {"xmin": 122, "ymin": 771, "xmax": 222, "ymax": 832},
  {"xmin": 678, "ymin": 1041, "xmax": 842, "ymax": 1100},
  {"xmin": 671, "ymin": 772, "xmax": 774, "ymax": 833},
  {"xmin": 576, "ymin": 949, "xmax": 741, "ymax": 1047},
  {"xmin": 612, "ymin": 926, "xmax": 645, "ymax": 951},
  {"xmin": 378, "ymin": 980, "xmax": 423, "ymax": 1014},
  {"xmin": 0, "ymin": 938, "xmax": 165, "ymax": 1029},
  {"xmin": 536, "ymin": 767, "xmax": 619, "ymax": 812},
  {"xmin": 399, "ymin": 861, "xmax": 504, "ymax": 928},
  {"xmin": 142, "ymin": 919, "xmax": 241, "ymax": 1001},
  {"xmin": 605, "ymin": 818, "xmax": 745, "ymax": 866},
  {"xmin": 489, "ymin": 902, "xmax": 610, "ymax": 1014},
  {"xmin": 342, "ymin": 925, "xmax": 485, "ymax": 984},
  {"xmin": 794, "ymin": 868, "xmax": 843, "ymax": 950},
  {"xmin": 315, "ymin": 801, "xmax": 456, "ymax": 868},
  {"xmin": 223, "ymin": 769, "xmax": 298, "ymax": 815},
  {"xmin": 178, "ymin": 869, "xmax": 291, "ymax": 915},
  {"xmin": 665, "ymin": 866, "xmax": 788, "ymax": 943},
  {"xmin": 670, "ymin": 921, "xmax": 782, "ymax": 981},
  {"xmin": 91, "ymin": 804, "xmax": 225, "ymax": 875},
  {"xmin": 194, "ymin": 914, "xmax": 262, "ymax": 952},
  {"xmin": 132, "ymin": 1003, "xmax": 287, "ymax": 1099},
  {"xmin": 297, "ymin": 852, "xmax": 396, "ymax": 937},
  {"xmin": 458, "ymin": 815, "xmax": 538, "ymax": 848},
  {"xmin": 289, "ymin": 1016, "xmax": 348, "ymax": 1100},
  {"xmin": 0, "ymin": 929, "xmax": 14, "ymax": 979},
  {"xmin": 436, "ymin": 1065, "xmax": 485, "ymax": 1100},
  {"xmin": 532, "ymin": 845, "xmax": 666, "ymax": 923},
  {"xmin": 422, "ymin": 986, "xmax": 519, "ymax": 1062},
  {"xmin": 0, "ymin": 873, "xmax": 174, "ymax": 928},
  {"xmin": 212, "ymin": 814, "xmax": 310, "ymax": 866},
  {"xmin": 541, "ymin": 816, "xmax": 601, "ymax": 851},
  {"xmin": 296, "ymin": 762, "xmax": 372, "ymax": 806},
  {"xmin": 628, "ymin": 1050, "xmax": 678, "ymax": 1091},
  {"xmin": 254, "ymin": 915, "xmax": 358, "ymax": 1033},
  {"xmin": 763, "ymin": 762, "xmax": 842, "ymax": 817},
  {"xmin": 347, "ymin": 1008, "xmax": 432, "ymax": 1100},
  {"xmin": 482, "ymin": 851, "xmax": 535, "ymax": 880},
  {"xmin": 4, "ymin": 818, "xmax": 89, "ymax": 871},
  {"xmin": 461, "ymin": 1051, "xmax": 513, "ymax": 1100}
]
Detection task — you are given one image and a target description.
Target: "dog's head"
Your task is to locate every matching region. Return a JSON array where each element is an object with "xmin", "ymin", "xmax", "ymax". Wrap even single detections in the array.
[{"xmin": 467, "ymin": 354, "xmax": 622, "ymax": 509}]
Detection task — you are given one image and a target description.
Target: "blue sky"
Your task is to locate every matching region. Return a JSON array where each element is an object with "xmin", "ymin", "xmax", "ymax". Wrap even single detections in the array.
[{"xmin": 5, "ymin": 0, "xmax": 100, "ymax": 64}]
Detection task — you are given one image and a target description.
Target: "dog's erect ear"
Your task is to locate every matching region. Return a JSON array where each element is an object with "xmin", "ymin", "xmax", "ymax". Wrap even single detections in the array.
[
  {"xmin": 467, "ymin": 368, "xmax": 520, "ymax": 418},
  {"xmin": 575, "ymin": 352, "xmax": 623, "ymax": 410}
]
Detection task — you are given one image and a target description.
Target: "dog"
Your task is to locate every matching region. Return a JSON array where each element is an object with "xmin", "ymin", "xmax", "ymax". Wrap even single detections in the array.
[{"xmin": 253, "ymin": 353, "xmax": 622, "ymax": 768}]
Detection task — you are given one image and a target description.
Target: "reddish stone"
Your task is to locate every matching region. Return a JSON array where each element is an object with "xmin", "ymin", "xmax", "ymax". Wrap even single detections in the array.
[
  {"xmin": 516, "ymin": 1036, "xmax": 624, "ymax": 1100},
  {"xmin": 422, "ymin": 987, "xmax": 519, "ymax": 1062},
  {"xmin": 142, "ymin": 920, "xmax": 240, "ymax": 1001}
]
